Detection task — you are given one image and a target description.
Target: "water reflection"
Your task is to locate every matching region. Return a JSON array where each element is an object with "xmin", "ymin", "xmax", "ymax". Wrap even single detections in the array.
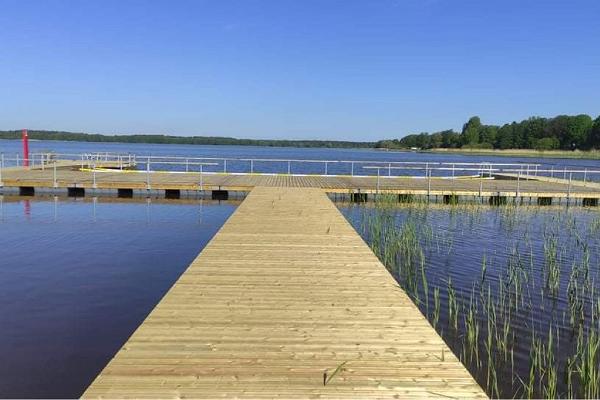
[{"xmin": 0, "ymin": 196, "xmax": 236, "ymax": 398}]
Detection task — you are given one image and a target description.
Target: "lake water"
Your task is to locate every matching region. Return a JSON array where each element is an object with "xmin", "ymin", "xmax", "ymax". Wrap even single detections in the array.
[
  {"xmin": 1, "ymin": 140, "xmax": 600, "ymax": 398},
  {"xmin": 0, "ymin": 196, "xmax": 236, "ymax": 398},
  {"xmin": 1, "ymin": 139, "xmax": 599, "ymax": 180},
  {"xmin": 340, "ymin": 202, "xmax": 600, "ymax": 398}
]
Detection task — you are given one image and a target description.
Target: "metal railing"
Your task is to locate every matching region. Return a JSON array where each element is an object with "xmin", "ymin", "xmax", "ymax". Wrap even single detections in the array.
[
  {"xmin": 22, "ymin": 152, "xmax": 545, "ymax": 178},
  {"xmin": 1, "ymin": 152, "xmax": 600, "ymax": 192}
]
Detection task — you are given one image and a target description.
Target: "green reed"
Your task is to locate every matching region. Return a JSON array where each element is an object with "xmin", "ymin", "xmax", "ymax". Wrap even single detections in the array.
[{"xmin": 352, "ymin": 198, "xmax": 600, "ymax": 399}]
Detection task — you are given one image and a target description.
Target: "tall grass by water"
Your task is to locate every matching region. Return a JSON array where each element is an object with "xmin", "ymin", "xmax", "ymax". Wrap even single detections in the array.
[{"xmin": 342, "ymin": 196, "xmax": 600, "ymax": 399}]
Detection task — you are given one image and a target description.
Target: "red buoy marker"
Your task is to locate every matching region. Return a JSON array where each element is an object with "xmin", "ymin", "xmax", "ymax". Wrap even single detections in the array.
[{"xmin": 22, "ymin": 129, "xmax": 29, "ymax": 167}]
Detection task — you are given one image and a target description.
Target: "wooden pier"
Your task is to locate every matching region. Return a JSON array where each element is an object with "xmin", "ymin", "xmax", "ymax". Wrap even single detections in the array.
[
  {"xmin": 83, "ymin": 186, "xmax": 486, "ymax": 399},
  {"xmin": 2, "ymin": 165, "xmax": 600, "ymax": 202}
]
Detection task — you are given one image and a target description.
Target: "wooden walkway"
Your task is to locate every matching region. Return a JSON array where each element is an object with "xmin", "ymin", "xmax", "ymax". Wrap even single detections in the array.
[
  {"xmin": 83, "ymin": 187, "xmax": 486, "ymax": 399},
  {"xmin": 2, "ymin": 167, "xmax": 600, "ymax": 199}
]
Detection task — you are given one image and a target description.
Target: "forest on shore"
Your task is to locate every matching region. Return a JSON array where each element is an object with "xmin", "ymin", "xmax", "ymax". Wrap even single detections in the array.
[
  {"xmin": 0, "ymin": 130, "xmax": 373, "ymax": 149},
  {"xmin": 376, "ymin": 114, "xmax": 600, "ymax": 151},
  {"xmin": 1, "ymin": 113, "xmax": 600, "ymax": 151}
]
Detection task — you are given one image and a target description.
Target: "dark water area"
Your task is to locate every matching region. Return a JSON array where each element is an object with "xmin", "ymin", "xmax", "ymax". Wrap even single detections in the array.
[
  {"xmin": 341, "ymin": 202, "xmax": 600, "ymax": 398},
  {"xmin": 1, "ymin": 139, "xmax": 600, "ymax": 180},
  {"xmin": 0, "ymin": 196, "xmax": 235, "ymax": 398}
]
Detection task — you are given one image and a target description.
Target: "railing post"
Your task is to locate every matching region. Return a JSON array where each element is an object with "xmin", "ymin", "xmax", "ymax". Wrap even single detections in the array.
[
  {"xmin": 376, "ymin": 167, "xmax": 380, "ymax": 197},
  {"xmin": 224, "ymin": 159, "xmax": 227, "ymax": 174},
  {"xmin": 452, "ymin": 163, "xmax": 455, "ymax": 178},
  {"xmin": 16, "ymin": 154, "xmax": 20, "ymax": 167},
  {"xmin": 185, "ymin": 158, "xmax": 189, "ymax": 173},
  {"xmin": 351, "ymin": 162, "xmax": 354, "ymax": 176},
  {"xmin": 388, "ymin": 162, "xmax": 391, "ymax": 177},
  {"xmin": 53, "ymin": 163, "xmax": 57, "ymax": 188},
  {"xmin": 325, "ymin": 161, "xmax": 328, "ymax": 176},
  {"xmin": 287, "ymin": 160, "xmax": 291, "ymax": 175},
  {"xmin": 516, "ymin": 170, "xmax": 521, "ymax": 200},
  {"xmin": 563, "ymin": 167, "xmax": 567, "ymax": 180},
  {"xmin": 93, "ymin": 164, "xmax": 97, "ymax": 189},
  {"xmin": 425, "ymin": 162, "xmax": 428, "ymax": 179},
  {"xmin": 583, "ymin": 168, "xmax": 587, "ymax": 186},
  {"xmin": 479, "ymin": 167, "xmax": 483, "ymax": 197},
  {"xmin": 146, "ymin": 158, "xmax": 151, "ymax": 190},
  {"xmin": 200, "ymin": 164, "xmax": 203, "ymax": 192},
  {"xmin": 550, "ymin": 166, "xmax": 554, "ymax": 178},
  {"xmin": 250, "ymin": 159, "xmax": 254, "ymax": 174},
  {"xmin": 567, "ymin": 172, "xmax": 572, "ymax": 204},
  {"xmin": 427, "ymin": 169, "xmax": 431, "ymax": 198}
]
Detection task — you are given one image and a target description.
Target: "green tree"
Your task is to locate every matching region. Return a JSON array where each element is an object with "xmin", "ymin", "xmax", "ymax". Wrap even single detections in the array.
[
  {"xmin": 547, "ymin": 115, "xmax": 593, "ymax": 150},
  {"xmin": 589, "ymin": 116, "xmax": 600, "ymax": 149},
  {"xmin": 522, "ymin": 117, "xmax": 547, "ymax": 148},
  {"xmin": 563, "ymin": 114, "xmax": 593, "ymax": 149},
  {"xmin": 479, "ymin": 125, "xmax": 498, "ymax": 147},
  {"xmin": 534, "ymin": 137, "xmax": 559, "ymax": 150},
  {"xmin": 511, "ymin": 122, "xmax": 527, "ymax": 148},
  {"xmin": 440, "ymin": 130, "xmax": 460, "ymax": 148},
  {"xmin": 461, "ymin": 116, "xmax": 482, "ymax": 146},
  {"xmin": 495, "ymin": 124, "xmax": 514, "ymax": 149},
  {"xmin": 429, "ymin": 132, "xmax": 443, "ymax": 148}
]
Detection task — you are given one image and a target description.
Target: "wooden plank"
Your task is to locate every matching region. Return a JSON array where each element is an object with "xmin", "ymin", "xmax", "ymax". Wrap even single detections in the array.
[
  {"xmin": 82, "ymin": 187, "xmax": 486, "ymax": 399},
  {"xmin": 2, "ymin": 166, "xmax": 600, "ymax": 198}
]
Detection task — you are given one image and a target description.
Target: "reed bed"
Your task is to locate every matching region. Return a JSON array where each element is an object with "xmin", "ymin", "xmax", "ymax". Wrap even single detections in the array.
[{"xmin": 342, "ymin": 195, "xmax": 600, "ymax": 399}]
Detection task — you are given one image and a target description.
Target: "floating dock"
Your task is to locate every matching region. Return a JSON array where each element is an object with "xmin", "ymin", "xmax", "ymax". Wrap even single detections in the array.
[
  {"xmin": 2, "ymin": 165, "xmax": 600, "ymax": 205},
  {"xmin": 82, "ymin": 186, "xmax": 486, "ymax": 399}
]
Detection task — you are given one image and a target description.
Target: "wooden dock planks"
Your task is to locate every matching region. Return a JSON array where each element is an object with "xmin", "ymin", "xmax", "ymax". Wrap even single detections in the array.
[
  {"xmin": 2, "ymin": 167, "xmax": 600, "ymax": 198},
  {"xmin": 83, "ymin": 186, "xmax": 486, "ymax": 399}
]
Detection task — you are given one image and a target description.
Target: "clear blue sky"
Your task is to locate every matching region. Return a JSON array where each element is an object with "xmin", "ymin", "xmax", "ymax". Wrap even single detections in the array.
[{"xmin": 1, "ymin": 0, "xmax": 599, "ymax": 141}]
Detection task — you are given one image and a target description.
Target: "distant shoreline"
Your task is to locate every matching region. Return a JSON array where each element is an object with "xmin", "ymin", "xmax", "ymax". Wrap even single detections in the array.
[
  {"xmin": 421, "ymin": 148, "xmax": 600, "ymax": 160},
  {"xmin": 2, "ymin": 131, "xmax": 600, "ymax": 160},
  {"xmin": 0, "ymin": 130, "xmax": 374, "ymax": 149}
]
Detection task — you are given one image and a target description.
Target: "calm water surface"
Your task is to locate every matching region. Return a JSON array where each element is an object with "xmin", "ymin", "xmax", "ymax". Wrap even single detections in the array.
[
  {"xmin": 0, "ymin": 196, "xmax": 235, "ymax": 398},
  {"xmin": 1, "ymin": 139, "xmax": 599, "ymax": 180},
  {"xmin": 341, "ymin": 202, "xmax": 600, "ymax": 398}
]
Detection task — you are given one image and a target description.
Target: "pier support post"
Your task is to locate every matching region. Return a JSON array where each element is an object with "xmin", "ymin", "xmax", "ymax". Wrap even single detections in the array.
[
  {"xmin": 165, "ymin": 189, "xmax": 180, "ymax": 199},
  {"xmin": 19, "ymin": 186, "xmax": 35, "ymax": 196},
  {"xmin": 489, "ymin": 195, "xmax": 507, "ymax": 206},
  {"xmin": 212, "ymin": 190, "xmax": 229, "ymax": 200},
  {"xmin": 68, "ymin": 187, "xmax": 85, "ymax": 198},
  {"xmin": 398, "ymin": 194, "xmax": 413, "ymax": 203},
  {"xmin": 351, "ymin": 192, "xmax": 368, "ymax": 203},
  {"xmin": 443, "ymin": 194, "xmax": 459, "ymax": 205},
  {"xmin": 118, "ymin": 188, "xmax": 133, "ymax": 198},
  {"xmin": 583, "ymin": 198, "xmax": 599, "ymax": 207}
]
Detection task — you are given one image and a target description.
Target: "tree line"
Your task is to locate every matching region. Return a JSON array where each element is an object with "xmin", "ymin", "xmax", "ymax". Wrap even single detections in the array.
[
  {"xmin": 0, "ymin": 130, "xmax": 374, "ymax": 149},
  {"xmin": 2, "ymin": 114, "xmax": 600, "ymax": 151},
  {"xmin": 376, "ymin": 114, "xmax": 600, "ymax": 151}
]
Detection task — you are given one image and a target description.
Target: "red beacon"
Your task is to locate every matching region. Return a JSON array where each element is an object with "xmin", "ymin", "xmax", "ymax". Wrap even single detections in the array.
[{"xmin": 22, "ymin": 129, "xmax": 29, "ymax": 167}]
